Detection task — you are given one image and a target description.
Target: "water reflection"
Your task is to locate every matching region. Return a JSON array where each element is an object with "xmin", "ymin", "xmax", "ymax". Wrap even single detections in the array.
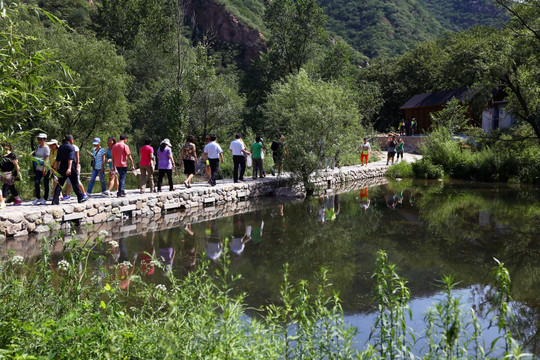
[{"xmin": 77, "ymin": 180, "xmax": 540, "ymax": 353}]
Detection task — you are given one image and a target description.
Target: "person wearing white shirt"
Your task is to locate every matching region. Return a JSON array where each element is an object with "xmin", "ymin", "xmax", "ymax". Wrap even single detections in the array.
[
  {"xmin": 203, "ymin": 135, "xmax": 224, "ymax": 186},
  {"xmin": 229, "ymin": 133, "xmax": 251, "ymax": 183}
]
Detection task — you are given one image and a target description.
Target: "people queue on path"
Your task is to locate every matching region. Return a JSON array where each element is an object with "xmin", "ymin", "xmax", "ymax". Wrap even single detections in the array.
[{"xmin": 0, "ymin": 130, "xmax": 407, "ymax": 208}]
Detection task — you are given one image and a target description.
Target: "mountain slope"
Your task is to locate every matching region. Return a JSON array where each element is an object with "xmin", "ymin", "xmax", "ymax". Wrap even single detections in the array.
[{"xmin": 318, "ymin": 0, "xmax": 502, "ymax": 57}]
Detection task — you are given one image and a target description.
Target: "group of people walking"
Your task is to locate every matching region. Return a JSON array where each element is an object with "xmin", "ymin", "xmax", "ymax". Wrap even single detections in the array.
[{"xmin": 0, "ymin": 132, "xmax": 289, "ymax": 208}]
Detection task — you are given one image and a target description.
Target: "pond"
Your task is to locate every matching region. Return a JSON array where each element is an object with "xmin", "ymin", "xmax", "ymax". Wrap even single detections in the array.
[{"xmin": 104, "ymin": 179, "xmax": 540, "ymax": 355}]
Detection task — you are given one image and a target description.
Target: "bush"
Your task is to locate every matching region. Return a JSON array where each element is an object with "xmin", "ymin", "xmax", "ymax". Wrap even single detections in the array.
[
  {"xmin": 386, "ymin": 161, "xmax": 414, "ymax": 179},
  {"xmin": 412, "ymin": 158, "xmax": 445, "ymax": 179}
]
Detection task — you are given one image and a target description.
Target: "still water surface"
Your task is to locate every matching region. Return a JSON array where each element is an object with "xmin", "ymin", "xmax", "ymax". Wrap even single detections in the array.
[{"xmin": 114, "ymin": 180, "xmax": 540, "ymax": 354}]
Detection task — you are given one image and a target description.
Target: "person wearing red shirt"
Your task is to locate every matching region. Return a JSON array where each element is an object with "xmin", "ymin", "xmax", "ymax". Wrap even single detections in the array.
[
  {"xmin": 139, "ymin": 137, "xmax": 154, "ymax": 193},
  {"xmin": 111, "ymin": 134, "xmax": 135, "ymax": 197}
]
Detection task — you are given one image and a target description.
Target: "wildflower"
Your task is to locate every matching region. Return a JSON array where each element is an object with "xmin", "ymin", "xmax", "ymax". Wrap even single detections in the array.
[
  {"xmin": 150, "ymin": 260, "xmax": 161, "ymax": 267},
  {"xmin": 155, "ymin": 284, "xmax": 167, "ymax": 292},
  {"xmin": 11, "ymin": 255, "xmax": 23, "ymax": 266},
  {"xmin": 98, "ymin": 230, "xmax": 109, "ymax": 238},
  {"xmin": 120, "ymin": 261, "xmax": 132, "ymax": 268},
  {"xmin": 130, "ymin": 275, "xmax": 141, "ymax": 282},
  {"xmin": 108, "ymin": 240, "xmax": 119, "ymax": 248},
  {"xmin": 57, "ymin": 260, "xmax": 70, "ymax": 271}
]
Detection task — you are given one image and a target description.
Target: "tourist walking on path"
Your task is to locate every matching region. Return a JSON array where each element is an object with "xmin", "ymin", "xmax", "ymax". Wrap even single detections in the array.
[
  {"xmin": 251, "ymin": 136, "xmax": 265, "ymax": 179},
  {"xmin": 64, "ymin": 140, "xmax": 87, "ymax": 201},
  {"xmin": 86, "ymin": 138, "xmax": 108, "ymax": 195},
  {"xmin": 139, "ymin": 137, "xmax": 154, "ymax": 193},
  {"xmin": 52, "ymin": 135, "xmax": 87, "ymax": 205},
  {"xmin": 0, "ymin": 142, "xmax": 22, "ymax": 208},
  {"xmin": 157, "ymin": 138, "xmax": 175, "ymax": 192},
  {"xmin": 386, "ymin": 135, "xmax": 397, "ymax": 166},
  {"xmin": 32, "ymin": 133, "xmax": 50, "ymax": 205},
  {"xmin": 203, "ymin": 135, "xmax": 224, "ymax": 186},
  {"xmin": 229, "ymin": 134, "xmax": 250, "ymax": 183},
  {"xmin": 181, "ymin": 135, "xmax": 197, "ymax": 188},
  {"xmin": 396, "ymin": 138, "xmax": 405, "ymax": 162},
  {"xmin": 356, "ymin": 137, "xmax": 371, "ymax": 166},
  {"xmin": 106, "ymin": 137, "xmax": 119, "ymax": 195},
  {"xmin": 47, "ymin": 139, "xmax": 59, "ymax": 199},
  {"xmin": 112, "ymin": 134, "xmax": 135, "ymax": 197},
  {"xmin": 270, "ymin": 135, "xmax": 287, "ymax": 176}
]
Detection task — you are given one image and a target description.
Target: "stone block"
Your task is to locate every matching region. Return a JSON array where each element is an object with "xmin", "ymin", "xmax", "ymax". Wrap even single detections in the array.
[{"xmin": 63, "ymin": 212, "xmax": 84, "ymax": 221}]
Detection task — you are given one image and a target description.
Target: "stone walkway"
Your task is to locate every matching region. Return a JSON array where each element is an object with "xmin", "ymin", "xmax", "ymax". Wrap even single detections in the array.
[{"xmin": 0, "ymin": 154, "xmax": 422, "ymax": 238}]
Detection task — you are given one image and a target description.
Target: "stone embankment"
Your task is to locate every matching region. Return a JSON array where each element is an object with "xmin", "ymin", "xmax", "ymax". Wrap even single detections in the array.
[{"xmin": 0, "ymin": 160, "xmax": 401, "ymax": 240}]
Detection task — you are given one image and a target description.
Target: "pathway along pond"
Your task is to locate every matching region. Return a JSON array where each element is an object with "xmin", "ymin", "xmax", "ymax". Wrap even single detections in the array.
[{"xmin": 59, "ymin": 180, "xmax": 540, "ymax": 354}]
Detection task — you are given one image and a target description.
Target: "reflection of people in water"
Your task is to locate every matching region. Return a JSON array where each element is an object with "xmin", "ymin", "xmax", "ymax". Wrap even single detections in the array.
[
  {"xmin": 269, "ymin": 204, "xmax": 286, "ymax": 244},
  {"xmin": 231, "ymin": 214, "xmax": 251, "ymax": 255},
  {"xmin": 385, "ymin": 190, "xmax": 403, "ymax": 210},
  {"xmin": 109, "ymin": 238, "xmax": 137, "ymax": 290},
  {"xmin": 205, "ymin": 220, "xmax": 224, "ymax": 261},
  {"xmin": 182, "ymin": 224, "xmax": 198, "ymax": 268},
  {"xmin": 359, "ymin": 187, "xmax": 370, "ymax": 212},
  {"xmin": 158, "ymin": 232, "xmax": 176, "ymax": 272},
  {"xmin": 140, "ymin": 232, "xmax": 155, "ymax": 276},
  {"xmin": 248, "ymin": 210, "xmax": 264, "ymax": 243},
  {"xmin": 325, "ymin": 194, "xmax": 341, "ymax": 221}
]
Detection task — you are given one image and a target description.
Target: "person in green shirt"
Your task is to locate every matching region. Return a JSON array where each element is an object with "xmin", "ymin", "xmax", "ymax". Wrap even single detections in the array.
[
  {"xmin": 251, "ymin": 136, "xmax": 266, "ymax": 179},
  {"xmin": 396, "ymin": 138, "xmax": 405, "ymax": 162}
]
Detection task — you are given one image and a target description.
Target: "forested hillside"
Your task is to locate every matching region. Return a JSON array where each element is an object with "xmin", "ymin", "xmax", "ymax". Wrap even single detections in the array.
[{"xmin": 319, "ymin": 0, "xmax": 502, "ymax": 57}]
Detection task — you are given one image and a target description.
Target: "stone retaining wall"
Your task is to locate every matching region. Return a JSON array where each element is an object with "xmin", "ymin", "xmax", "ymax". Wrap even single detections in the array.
[{"xmin": 0, "ymin": 163, "xmax": 389, "ymax": 241}]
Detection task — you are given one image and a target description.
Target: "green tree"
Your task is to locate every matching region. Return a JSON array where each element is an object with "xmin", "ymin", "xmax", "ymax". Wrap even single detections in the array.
[
  {"xmin": 264, "ymin": 70, "xmax": 363, "ymax": 191},
  {"xmin": 0, "ymin": 3, "xmax": 76, "ymax": 134},
  {"xmin": 264, "ymin": 0, "xmax": 326, "ymax": 76},
  {"xmin": 43, "ymin": 29, "xmax": 131, "ymax": 146},
  {"xmin": 430, "ymin": 97, "xmax": 470, "ymax": 134}
]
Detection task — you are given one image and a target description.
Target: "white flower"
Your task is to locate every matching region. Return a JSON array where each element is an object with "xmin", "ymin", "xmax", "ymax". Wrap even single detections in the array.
[
  {"xmin": 57, "ymin": 260, "xmax": 70, "ymax": 271},
  {"xmin": 11, "ymin": 255, "xmax": 24, "ymax": 266},
  {"xmin": 155, "ymin": 284, "xmax": 167, "ymax": 292},
  {"xmin": 150, "ymin": 260, "xmax": 160, "ymax": 267},
  {"xmin": 98, "ymin": 230, "xmax": 109, "ymax": 238},
  {"xmin": 120, "ymin": 261, "xmax": 132, "ymax": 268},
  {"xmin": 108, "ymin": 240, "xmax": 119, "ymax": 248},
  {"xmin": 130, "ymin": 275, "xmax": 141, "ymax": 282}
]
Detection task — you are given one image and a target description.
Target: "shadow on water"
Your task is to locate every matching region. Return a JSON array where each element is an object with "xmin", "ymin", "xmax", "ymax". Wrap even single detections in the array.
[{"xmin": 12, "ymin": 179, "xmax": 540, "ymax": 354}]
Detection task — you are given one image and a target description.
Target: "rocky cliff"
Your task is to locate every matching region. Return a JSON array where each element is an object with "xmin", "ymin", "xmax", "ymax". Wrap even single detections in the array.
[{"xmin": 186, "ymin": 0, "xmax": 267, "ymax": 64}]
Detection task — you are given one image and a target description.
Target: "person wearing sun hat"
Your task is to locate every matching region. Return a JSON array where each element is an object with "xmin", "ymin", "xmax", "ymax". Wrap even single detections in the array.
[
  {"xmin": 86, "ymin": 137, "xmax": 108, "ymax": 195},
  {"xmin": 32, "ymin": 133, "xmax": 50, "ymax": 205}
]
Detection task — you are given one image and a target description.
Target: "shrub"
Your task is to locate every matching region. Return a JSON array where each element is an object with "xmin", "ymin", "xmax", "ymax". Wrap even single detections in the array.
[
  {"xmin": 412, "ymin": 158, "xmax": 445, "ymax": 179},
  {"xmin": 386, "ymin": 161, "xmax": 414, "ymax": 179}
]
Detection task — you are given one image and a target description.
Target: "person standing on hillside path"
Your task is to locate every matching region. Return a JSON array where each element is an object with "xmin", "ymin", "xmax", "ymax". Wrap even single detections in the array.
[
  {"xmin": 52, "ymin": 135, "xmax": 86, "ymax": 205},
  {"xmin": 32, "ymin": 133, "xmax": 50, "ymax": 205},
  {"xmin": 356, "ymin": 137, "xmax": 371, "ymax": 166},
  {"xmin": 229, "ymin": 134, "xmax": 250, "ymax": 183},
  {"xmin": 203, "ymin": 135, "xmax": 224, "ymax": 186},
  {"xmin": 139, "ymin": 137, "xmax": 155, "ymax": 194},
  {"xmin": 251, "ymin": 136, "xmax": 265, "ymax": 179},
  {"xmin": 86, "ymin": 138, "xmax": 107, "ymax": 195},
  {"xmin": 411, "ymin": 118, "xmax": 417, "ymax": 135},
  {"xmin": 386, "ymin": 135, "xmax": 397, "ymax": 166},
  {"xmin": 112, "ymin": 134, "xmax": 135, "ymax": 197},
  {"xmin": 398, "ymin": 120, "xmax": 406, "ymax": 136}
]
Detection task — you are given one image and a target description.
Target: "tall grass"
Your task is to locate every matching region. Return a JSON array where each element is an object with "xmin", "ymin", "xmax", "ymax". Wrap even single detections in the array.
[{"xmin": 0, "ymin": 234, "xmax": 533, "ymax": 359}]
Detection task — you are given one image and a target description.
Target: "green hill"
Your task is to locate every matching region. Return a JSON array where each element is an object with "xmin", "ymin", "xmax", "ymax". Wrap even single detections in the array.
[{"xmin": 318, "ymin": 0, "xmax": 502, "ymax": 57}]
